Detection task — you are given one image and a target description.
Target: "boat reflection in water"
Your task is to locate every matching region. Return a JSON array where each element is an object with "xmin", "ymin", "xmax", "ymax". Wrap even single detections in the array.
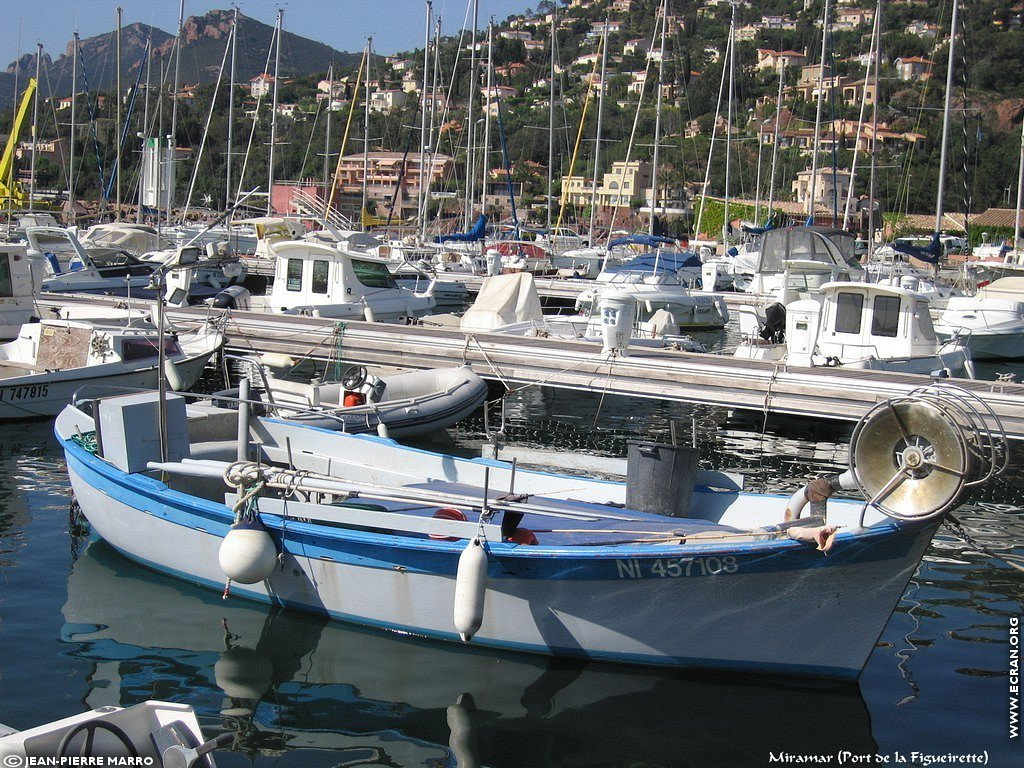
[{"xmin": 62, "ymin": 541, "xmax": 878, "ymax": 766}]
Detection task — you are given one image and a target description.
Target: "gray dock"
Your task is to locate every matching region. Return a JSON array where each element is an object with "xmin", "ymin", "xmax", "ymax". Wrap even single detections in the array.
[{"xmin": 173, "ymin": 304, "xmax": 1024, "ymax": 441}]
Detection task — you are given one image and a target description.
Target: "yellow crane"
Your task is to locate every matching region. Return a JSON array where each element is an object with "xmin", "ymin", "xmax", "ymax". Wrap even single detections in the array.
[{"xmin": 0, "ymin": 77, "xmax": 38, "ymax": 209}]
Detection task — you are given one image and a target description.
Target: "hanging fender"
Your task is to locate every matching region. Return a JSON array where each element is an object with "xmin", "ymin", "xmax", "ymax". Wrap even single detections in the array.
[{"xmin": 453, "ymin": 536, "xmax": 488, "ymax": 642}]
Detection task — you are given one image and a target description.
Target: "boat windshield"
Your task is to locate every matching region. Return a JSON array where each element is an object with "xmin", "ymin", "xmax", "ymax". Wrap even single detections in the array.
[
  {"xmin": 120, "ymin": 336, "xmax": 184, "ymax": 361},
  {"xmin": 758, "ymin": 229, "xmax": 860, "ymax": 273},
  {"xmin": 352, "ymin": 259, "xmax": 398, "ymax": 289},
  {"xmin": 0, "ymin": 254, "xmax": 11, "ymax": 297}
]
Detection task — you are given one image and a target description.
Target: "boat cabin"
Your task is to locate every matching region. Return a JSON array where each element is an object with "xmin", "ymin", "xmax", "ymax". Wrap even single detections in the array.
[
  {"xmin": 268, "ymin": 241, "xmax": 435, "ymax": 321},
  {"xmin": 786, "ymin": 282, "xmax": 941, "ymax": 367},
  {"xmin": 749, "ymin": 226, "xmax": 863, "ymax": 298},
  {"xmin": 0, "ymin": 243, "xmax": 41, "ymax": 340}
]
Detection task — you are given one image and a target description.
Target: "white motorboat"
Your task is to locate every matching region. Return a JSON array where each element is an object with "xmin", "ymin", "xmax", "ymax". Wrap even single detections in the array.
[
  {"xmin": 56, "ymin": 382, "xmax": 1005, "ymax": 680},
  {"xmin": 224, "ymin": 355, "xmax": 489, "ymax": 438},
  {"xmin": 741, "ymin": 226, "xmax": 864, "ymax": 299},
  {"xmin": 0, "ymin": 316, "xmax": 222, "ymax": 420},
  {"xmin": 258, "ymin": 241, "xmax": 435, "ymax": 321},
  {"xmin": 735, "ymin": 282, "xmax": 975, "ymax": 378},
  {"xmin": 450, "ymin": 273, "xmax": 708, "ymax": 352},
  {"xmin": 933, "ymin": 276, "xmax": 1024, "ymax": 359},
  {"xmin": 0, "ymin": 241, "xmax": 42, "ymax": 340},
  {"xmin": 576, "ymin": 273, "xmax": 729, "ymax": 331},
  {"xmin": 0, "ymin": 700, "xmax": 226, "ymax": 765}
]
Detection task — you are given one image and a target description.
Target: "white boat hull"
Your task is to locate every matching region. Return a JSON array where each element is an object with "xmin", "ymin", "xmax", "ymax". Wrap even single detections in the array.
[{"xmin": 63, "ymin": 444, "xmax": 934, "ymax": 680}]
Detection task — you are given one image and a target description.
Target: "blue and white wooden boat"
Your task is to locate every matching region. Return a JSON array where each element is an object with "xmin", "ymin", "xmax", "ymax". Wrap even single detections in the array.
[{"xmin": 54, "ymin": 384, "xmax": 1005, "ymax": 680}]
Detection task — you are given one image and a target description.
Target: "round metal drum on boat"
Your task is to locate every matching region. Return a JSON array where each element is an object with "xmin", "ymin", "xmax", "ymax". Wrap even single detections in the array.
[{"xmin": 850, "ymin": 398, "xmax": 971, "ymax": 520}]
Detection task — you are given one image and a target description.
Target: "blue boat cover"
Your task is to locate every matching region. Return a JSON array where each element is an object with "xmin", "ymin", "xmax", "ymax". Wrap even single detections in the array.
[
  {"xmin": 892, "ymin": 232, "xmax": 943, "ymax": 264},
  {"xmin": 608, "ymin": 233, "xmax": 677, "ymax": 248},
  {"xmin": 602, "ymin": 250, "xmax": 702, "ymax": 276},
  {"xmin": 436, "ymin": 214, "xmax": 488, "ymax": 243}
]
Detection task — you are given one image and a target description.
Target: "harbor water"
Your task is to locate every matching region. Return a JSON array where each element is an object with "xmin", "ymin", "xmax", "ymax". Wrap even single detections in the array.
[{"xmin": 0, "ymin": 360, "xmax": 1022, "ymax": 766}]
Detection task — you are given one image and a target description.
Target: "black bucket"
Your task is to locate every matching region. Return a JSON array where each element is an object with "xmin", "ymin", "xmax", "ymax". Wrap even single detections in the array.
[{"xmin": 626, "ymin": 441, "xmax": 700, "ymax": 517}]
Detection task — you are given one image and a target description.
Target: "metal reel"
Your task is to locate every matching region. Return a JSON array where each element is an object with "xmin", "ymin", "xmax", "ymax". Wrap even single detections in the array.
[{"xmin": 849, "ymin": 384, "xmax": 1008, "ymax": 521}]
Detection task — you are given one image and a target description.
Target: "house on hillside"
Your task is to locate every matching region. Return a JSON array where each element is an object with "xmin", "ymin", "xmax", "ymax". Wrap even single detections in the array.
[
  {"xmin": 895, "ymin": 56, "xmax": 935, "ymax": 81},
  {"xmin": 756, "ymin": 49, "xmax": 808, "ymax": 73}
]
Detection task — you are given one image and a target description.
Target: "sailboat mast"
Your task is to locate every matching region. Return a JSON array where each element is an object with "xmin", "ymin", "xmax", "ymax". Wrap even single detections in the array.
[
  {"xmin": 137, "ymin": 35, "xmax": 151, "ymax": 225},
  {"xmin": 481, "ymin": 21, "xmax": 493, "ymax": 217},
  {"xmin": 724, "ymin": 1, "xmax": 737, "ymax": 243},
  {"xmin": 267, "ymin": 9, "xmax": 283, "ymax": 216},
  {"xmin": 323, "ymin": 63, "xmax": 333, "ymax": 193},
  {"xmin": 226, "ymin": 6, "xmax": 237, "ymax": 209},
  {"xmin": 29, "ymin": 43, "xmax": 41, "ymax": 211},
  {"xmin": 465, "ymin": 0, "xmax": 479, "ymax": 230},
  {"xmin": 418, "ymin": 1, "xmax": 432, "ymax": 239},
  {"xmin": 808, "ymin": 0, "xmax": 832, "ymax": 220},
  {"xmin": 649, "ymin": 0, "xmax": 667, "ymax": 237},
  {"xmin": 70, "ymin": 33, "xmax": 78, "ymax": 214},
  {"xmin": 116, "ymin": 6, "xmax": 122, "ymax": 217},
  {"xmin": 766, "ymin": 62, "xmax": 784, "ymax": 217},
  {"xmin": 169, "ymin": 0, "xmax": 184, "ymax": 224},
  {"xmin": 1014, "ymin": 100, "xmax": 1024, "ymax": 254},
  {"xmin": 934, "ymin": 0, "xmax": 960, "ymax": 238},
  {"xmin": 867, "ymin": 0, "xmax": 883, "ymax": 259},
  {"xmin": 547, "ymin": 11, "xmax": 556, "ymax": 232},
  {"xmin": 361, "ymin": 37, "xmax": 372, "ymax": 228},
  {"xmin": 589, "ymin": 20, "xmax": 609, "ymax": 243}
]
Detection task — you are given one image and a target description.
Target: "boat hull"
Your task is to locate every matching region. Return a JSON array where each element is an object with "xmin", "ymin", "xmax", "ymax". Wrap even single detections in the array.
[
  {"xmin": 0, "ymin": 349, "xmax": 215, "ymax": 420},
  {"xmin": 62, "ymin": 439, "xmax": 935, "ymax": 680}
]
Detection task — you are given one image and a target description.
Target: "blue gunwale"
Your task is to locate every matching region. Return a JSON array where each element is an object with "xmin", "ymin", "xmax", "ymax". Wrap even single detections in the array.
[{"xmin": 62, "ymin": 434, "xmax": 935, "ymax": 582}]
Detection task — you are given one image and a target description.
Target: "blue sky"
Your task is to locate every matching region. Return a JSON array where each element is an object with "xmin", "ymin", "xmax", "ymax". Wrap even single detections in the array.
[{"xmin": 2, "ymin": 0, "xmax": 531, "ymax": 66}]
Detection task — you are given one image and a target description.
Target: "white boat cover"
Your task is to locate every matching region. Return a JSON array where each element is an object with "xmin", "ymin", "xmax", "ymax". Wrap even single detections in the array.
[{"xmin": 460, "ymin": 273, "xmax": 544, "ymax": 331}]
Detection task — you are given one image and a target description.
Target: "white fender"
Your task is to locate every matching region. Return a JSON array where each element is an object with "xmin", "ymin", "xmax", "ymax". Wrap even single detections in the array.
[
  {"xmin": 218, "ymin": 519, "xmax": 277, "ymax": 584},
  {"xmin": 453, "ymin": 536, "xmax": 488, "ymax": 642},
  {"xmin": 163, "ymin": 359, "xmax": 185, "ymax": 392}
]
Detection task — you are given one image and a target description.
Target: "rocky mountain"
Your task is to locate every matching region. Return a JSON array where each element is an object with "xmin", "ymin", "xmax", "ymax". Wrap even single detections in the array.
[{"xmin": 0, "ymin": 9, "xmax": 360, "ymax": 110}]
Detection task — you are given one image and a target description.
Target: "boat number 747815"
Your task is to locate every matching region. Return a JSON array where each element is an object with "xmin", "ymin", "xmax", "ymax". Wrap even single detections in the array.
[
  {"xmin": 0, "ymin": 383, "xmax": 50, "ymax": 402},
  {"xmin": 616, "ymin": 556, "xmax": 739, "ymax": 579}
]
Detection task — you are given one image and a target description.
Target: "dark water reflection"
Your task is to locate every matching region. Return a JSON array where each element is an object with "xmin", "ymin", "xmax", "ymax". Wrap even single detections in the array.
[{"xmin": 0, "ymin": 384, "xmax": 1021, "ymax": 766}]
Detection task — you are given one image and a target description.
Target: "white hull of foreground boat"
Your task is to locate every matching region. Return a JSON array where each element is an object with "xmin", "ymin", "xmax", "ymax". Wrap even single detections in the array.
[
  {"xmin": 59, "ymin": 410, "xmax": 939, "ymax": 680},
  {"xmin": 0, "ymin": 327, "xmax": 220, "ymax": 419}
]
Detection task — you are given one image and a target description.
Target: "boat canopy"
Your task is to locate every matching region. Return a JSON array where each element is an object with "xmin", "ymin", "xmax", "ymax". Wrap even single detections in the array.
[
  {"xmin": 436, "ymin": 214, "xmax": 488, "ymax": 243},
  {"xmin": 603, "ymin": 250, "xmax": 702, "ymax": 276},
  {"xmin": 607, "ymin": 234, "xmax": 676, "ymax": 248},
  {"xmin": 756, "ymin": 226, "xmax": 860, "ymax": 274}
]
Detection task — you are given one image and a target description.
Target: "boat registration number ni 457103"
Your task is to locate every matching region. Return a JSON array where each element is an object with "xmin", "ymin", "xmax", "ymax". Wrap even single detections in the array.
[
  {"xmin": 0, "ymin": 383, "xmax": 50, "ymax": 401},
  {"xmin": 616, "ymin": 556, "xmax": 739, "ymax": 579}
]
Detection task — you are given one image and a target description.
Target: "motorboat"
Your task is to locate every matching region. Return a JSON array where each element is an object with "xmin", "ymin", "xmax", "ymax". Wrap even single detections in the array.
[
  {"xmin": 735, "ymin": 282, "xmax": 975, "ymax": 377},
  {"xmin": 576, "ymin": 273, "xmax": 729, "ymax": 331},
  {"xmin": 259, "ymin": 241, "xmax": 435, "ymax": 321},
  {"xmin": 55, "ymin": 382, "xmax": 1005, "ymax": 680},
  {"xmin": 933, "ymin": 276, "xmax": 1024, "ymax": 359},
  {"xmin": 0, "ymin": 700, "xmax": 226, "ymax": 765},
  {"xmin": 0, "ymin": 316, "xmax": 222, "ymax": 420},
  {"xmin": 224, "ymin": 355, "xmax": 489, "ymax": 438},
  {"xmin": 27, "ymin": 226, "xmax": 157, "ymax": 297},
  {"xmin": 447, "ymin": 273, "xmax": 709, "ymax": 353},
  {"xmin": 740, "ymin": 226, "xmax": 864, "ymax": 299},
  {"xmin": 0, "ymin": 241, "xmax": 41, "ymax": 340}
]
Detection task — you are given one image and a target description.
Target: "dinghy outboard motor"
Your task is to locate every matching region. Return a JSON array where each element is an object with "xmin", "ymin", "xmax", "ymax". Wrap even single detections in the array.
[
  {"xmin": 210, "ymin": 285, "xmax": 251, "ymax": 310},
  {"xmin": 846, "ymin": 384, "xmax": 1008, "ymax": 521},
  {"xmin": 760, "ymin": 302, "xmax": 786, "ymax": 343}
]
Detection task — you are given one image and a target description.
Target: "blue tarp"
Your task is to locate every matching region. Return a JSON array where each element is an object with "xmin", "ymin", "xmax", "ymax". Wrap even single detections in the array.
[
  {"xmin": 602, "ymin": 250, "xmax": 702, "ymax": 276},
  {"xmin": 436, "ymin": 214, "xmax": 488, "ymax": 243},
  {"xmin": 607, "ymin": 234, "xmax": 677, "ymax": 248},
  {"xmin": 892, "ymin": 233, "xmax": 943, "ymax": 265}
]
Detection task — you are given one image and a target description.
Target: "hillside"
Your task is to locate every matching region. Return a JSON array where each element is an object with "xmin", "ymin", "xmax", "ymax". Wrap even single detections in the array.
[{"xmin": 0, "ymin": 10, "xmax": 360, "ymax": 110}]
